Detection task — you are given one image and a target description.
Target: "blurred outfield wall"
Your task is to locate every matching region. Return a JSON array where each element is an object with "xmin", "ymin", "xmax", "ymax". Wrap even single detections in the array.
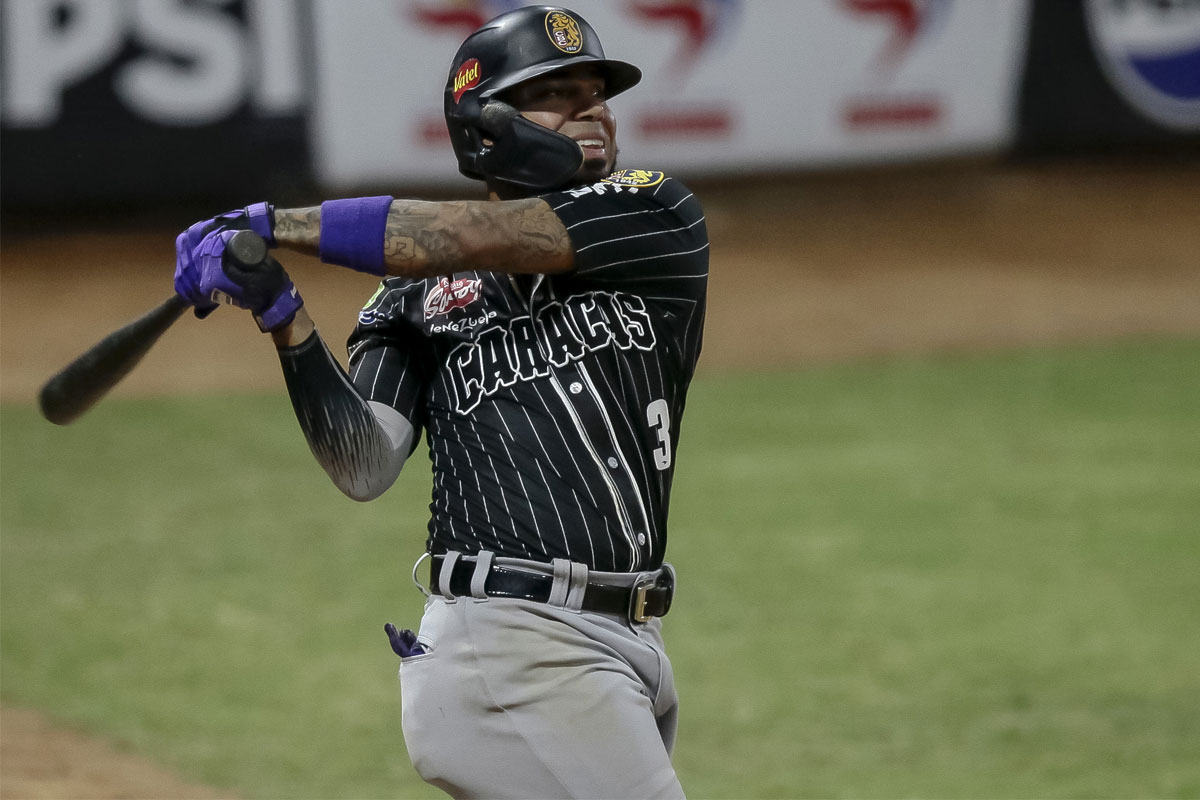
[{"xmin": 2, "ymin": 0, "xmax": 1198, "ymax": 211}]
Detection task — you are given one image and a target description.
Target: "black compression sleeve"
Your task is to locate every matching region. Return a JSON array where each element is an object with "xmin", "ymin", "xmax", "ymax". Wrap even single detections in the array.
[{"xmin": 277, "ymin": 331, "xmax": 406, "ymax": 500}]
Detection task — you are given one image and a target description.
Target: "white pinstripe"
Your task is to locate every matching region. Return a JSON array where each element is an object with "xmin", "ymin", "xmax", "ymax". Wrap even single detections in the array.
[
  {"xmin": 494, "ymin": 414, "xmax": 549, "ymax": 556},
  {"xmin": 528, "ymin": 381, "xmax": 614, "ymax": 566},
  {"xmin": 574, "ymin": 216, "xmax": 706, "ymax": 253},
  {"xmin": 564, "ymin": 193, "xmax": 695, "ymax": 230},
  {"xmin": 529, "ymin": 382, "xmax": 601, "ymax": 508},
  {"xmin": 517, "ymin": 404, "xmax": 574, "ymax": 556},
  {"xmin": 549, "ymin": 373, "xmax": 640, "ymax": 570},
  {"xmin": 576, "ymin": 244, "xmax": 710, "ymax": 275},
  {"xmin": 578, "ymin": 363, "xmax": 651, "ymax": 568}
]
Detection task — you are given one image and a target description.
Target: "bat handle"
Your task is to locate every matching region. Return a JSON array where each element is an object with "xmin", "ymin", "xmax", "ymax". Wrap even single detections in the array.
[{"xmin": 225, "ymin": 229, "xmax": 269, "ymax": 271}]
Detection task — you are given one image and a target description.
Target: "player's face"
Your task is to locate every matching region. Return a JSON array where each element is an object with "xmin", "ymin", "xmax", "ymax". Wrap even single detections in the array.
[{"xmin": 504, "ymin": 65, "xmax": 617, "ymax": 184}]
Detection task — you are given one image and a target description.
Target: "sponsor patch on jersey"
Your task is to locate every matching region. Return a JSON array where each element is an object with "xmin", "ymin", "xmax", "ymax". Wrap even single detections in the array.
[
  {"xmin": 424, "ymin": 277, "xmax": 483, "ymax": 319},
  {"xmin": 546, "ymin": 11, "xmax": 583, "ymax": 53},
  {"xmin": 603, "ymin": 169, "xmax": 665, "ymax": 188},
  {"xmin": 452, "ymin": 58, "xmax": 481, "ymax": 104}
]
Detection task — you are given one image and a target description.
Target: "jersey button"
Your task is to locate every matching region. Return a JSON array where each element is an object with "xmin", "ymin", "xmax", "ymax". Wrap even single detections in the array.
[
  {"xmin": 569, "ymin": 382, "xmax": 583, "ymax": 394},
  {"xmin": 606, "ymin": 457, "xmax": 620, "ymax": 469},
  {"xmin": 637, "ymin": 533, "xmax": 646, "ymax": 545}
]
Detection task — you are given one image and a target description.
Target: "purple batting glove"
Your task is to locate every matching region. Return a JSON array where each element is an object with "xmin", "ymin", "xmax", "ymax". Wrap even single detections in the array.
[
  {"xmin": 174, "ymin": 202, "xmax": 275, "ymax": 318},
  {"xmin": 174, "ymin": 228, "xmax": 219, "ymax": 318},
  {"xmin": 187, "ymin": 202, "xmax": 276, "ymax": 251},
  {"xmin": 194, "ymin": 229, "xmax": 303, "ymax": 332},
  {"xmin": 385, "ymin": 623, "xmax": 425, "ymax": 657}
]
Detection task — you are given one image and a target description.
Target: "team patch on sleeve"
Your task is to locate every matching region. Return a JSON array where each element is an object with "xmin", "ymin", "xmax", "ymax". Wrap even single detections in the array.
[
  {"xmin": 361, "ymin": 282, "xmax": 386, "ymax": 312},
  {"xmin": 602, "ymin": 169, "xmax": 665, "ymax": 188}
]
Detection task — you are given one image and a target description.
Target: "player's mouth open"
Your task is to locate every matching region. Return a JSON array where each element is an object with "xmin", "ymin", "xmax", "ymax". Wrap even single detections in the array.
[{"xmin": 576, "ymin": 138, "xmax": 606, "ymax": 155}]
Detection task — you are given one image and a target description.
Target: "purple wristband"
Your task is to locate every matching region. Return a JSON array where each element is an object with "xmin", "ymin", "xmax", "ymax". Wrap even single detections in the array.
[
  {"xmin": 245, "ymin": 201, "xmax": 276, "ymax": 246},
  {"xmin": 318, "ymin": 196, "xmax": 394, "ymax": 276}
]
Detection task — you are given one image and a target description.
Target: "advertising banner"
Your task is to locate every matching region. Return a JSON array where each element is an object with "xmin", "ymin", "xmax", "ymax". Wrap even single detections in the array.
[
  {"xmin": 0, "ymin": 0, "xmax": 311, "ymax": 208},
  {"xmin": 311, "ymin": 0, "xmax": 1032, "ymax": 190},
  {"xmin": 1017, "ymin": 0, "xmax": 1200, "ymax": 151},
  {"xmin": 1, "ymin": 0, "xmax": 1050, "ymax": 207}
]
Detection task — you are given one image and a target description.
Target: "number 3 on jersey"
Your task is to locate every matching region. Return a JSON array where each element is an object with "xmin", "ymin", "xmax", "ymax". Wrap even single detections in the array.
[{"xmin": 646, "ymin": 399, "xmax": 672, "ymax": 470}]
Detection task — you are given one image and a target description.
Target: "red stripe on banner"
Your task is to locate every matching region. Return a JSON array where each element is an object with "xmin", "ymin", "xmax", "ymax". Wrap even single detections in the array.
[
  {"xmin": 843, "ymin": 98, "xmax": 943, "ymax": 129},
  {"xmin": 419, "ymin": 117, "xmax": 450, "ymax": 145},
  {"xmin": 636, "ymin": 110, "xmax": 733, "ymax": 138}
]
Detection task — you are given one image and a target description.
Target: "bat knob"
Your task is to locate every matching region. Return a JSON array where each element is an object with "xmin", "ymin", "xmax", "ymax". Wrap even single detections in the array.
[
  {"xmin": 226, "ymin": 230, "xmax": 268, "ymax": 270},
  {"xmin": 221, "ymin": 229, "xmax": 285, "ymax": 313}
]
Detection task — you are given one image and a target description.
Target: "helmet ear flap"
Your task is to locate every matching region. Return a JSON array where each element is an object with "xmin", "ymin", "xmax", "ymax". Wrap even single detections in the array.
[
  {"xmin": 475, "ymin": 100, "xmax": 584, "ymax": 191},
  {"xmin": 447, "ymin": 117, "xmax": 486, "ymax": 181},
  {"xmin": 478, "ymin": 99, "xmax": 520, "ymax": 136}
]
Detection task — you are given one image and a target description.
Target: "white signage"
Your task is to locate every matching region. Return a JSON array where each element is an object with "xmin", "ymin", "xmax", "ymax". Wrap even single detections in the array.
[{"xmin": 311, "ymin": 0, "xmax": 1031, "ymax": 189}]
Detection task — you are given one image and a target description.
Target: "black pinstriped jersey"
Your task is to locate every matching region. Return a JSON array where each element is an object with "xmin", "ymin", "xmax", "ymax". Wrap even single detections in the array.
[{"xmin": 346, "ymin": 169, "xmax": 707, "ymax": 572}]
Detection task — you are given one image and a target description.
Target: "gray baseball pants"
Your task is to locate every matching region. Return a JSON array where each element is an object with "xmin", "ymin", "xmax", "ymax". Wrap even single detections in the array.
[{"xmin": 398, "ymin": 553, "xmax": 685, "ymax": 799}]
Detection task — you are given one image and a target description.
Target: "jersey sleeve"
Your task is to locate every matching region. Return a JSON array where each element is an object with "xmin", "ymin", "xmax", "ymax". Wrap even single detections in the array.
[
  {"xmin": 542, "ymin": 170, "xmax": 709, "ymax": 304},
  {"xmin": 345, "ymin": 279, "xmax": 429, "ymax": 435}
]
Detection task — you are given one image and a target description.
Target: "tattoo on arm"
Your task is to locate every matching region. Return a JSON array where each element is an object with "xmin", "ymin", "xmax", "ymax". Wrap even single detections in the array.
[
  {"xmin": 382, "ymin": 198, "xmax": 572, "ymax": 278},
  {"xmin": 272, "ymin": 206, "xmax": 321, "ymax": 255}
]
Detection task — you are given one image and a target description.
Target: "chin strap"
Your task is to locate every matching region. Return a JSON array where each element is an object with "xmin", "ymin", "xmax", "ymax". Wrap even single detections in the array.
[{"xmin": 474, "ymin": 100, "xmax": 584, "ymax": 191}]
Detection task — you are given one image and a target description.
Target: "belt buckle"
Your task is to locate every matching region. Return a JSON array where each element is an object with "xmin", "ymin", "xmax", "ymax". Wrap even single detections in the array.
[{"xmin": 630, "ymin": 577, "xmax": 655, "ymax": 624}]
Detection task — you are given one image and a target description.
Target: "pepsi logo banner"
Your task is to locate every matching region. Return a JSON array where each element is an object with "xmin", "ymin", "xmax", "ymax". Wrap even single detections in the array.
[{"xmin": 1084, "ymin": 0, "xmax": 1200, "ymax": 131}]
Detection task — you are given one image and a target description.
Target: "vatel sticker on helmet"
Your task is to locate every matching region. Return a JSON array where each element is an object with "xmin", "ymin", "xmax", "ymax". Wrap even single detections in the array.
[
  {"xmin": 546, "ymin": 11, "xmax": 583, "ymax": 53},
  {"xmin": 453, "ymin": 58, "xmax": 482, "ymax": 104},
  {"xmin": 603, "ymin": 169, "xmax": 665, "ymax": 188}
]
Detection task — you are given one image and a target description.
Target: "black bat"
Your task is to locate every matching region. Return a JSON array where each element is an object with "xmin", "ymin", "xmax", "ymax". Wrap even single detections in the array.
[{"xmin": 38, "ymin": 230, "xmax": 270, "ymax": 425}]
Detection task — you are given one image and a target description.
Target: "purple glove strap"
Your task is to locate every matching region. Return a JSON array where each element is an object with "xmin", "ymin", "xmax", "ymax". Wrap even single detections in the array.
[
  {"xmin": 244, "ymin": 201, "xmax": 276, "ymax": 246},
  {"xmin": 318, "ymin": 196, "xmax": 393, "ymax": 276},
  {"xmin": 254, "ymin": 282, "xmax": 303, "ymax": 333}
]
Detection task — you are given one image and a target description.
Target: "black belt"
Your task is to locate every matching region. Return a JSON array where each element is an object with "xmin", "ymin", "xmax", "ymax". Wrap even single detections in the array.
[{"xmin": 430, "ymin": 556, "xmax": 674, "ymax": 624}]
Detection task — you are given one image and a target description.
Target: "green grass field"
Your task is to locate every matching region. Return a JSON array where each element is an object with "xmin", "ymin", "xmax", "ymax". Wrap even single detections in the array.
[{"xmin": 3, "ymin": 338, "xmax": 1198, "ymax": 799}]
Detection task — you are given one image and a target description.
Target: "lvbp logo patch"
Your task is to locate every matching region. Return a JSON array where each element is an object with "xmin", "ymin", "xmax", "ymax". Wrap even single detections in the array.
[
  {"xmin": 546, "ymin": 11, "xmax": 583, "ymax": 53},
  {"xmin": 604, "ymin": 169, "xmax": 665, "ymax": 188},
  {"xmin": 1084, "ymin": 0, "xmax": 1200, "ymax": 130}
]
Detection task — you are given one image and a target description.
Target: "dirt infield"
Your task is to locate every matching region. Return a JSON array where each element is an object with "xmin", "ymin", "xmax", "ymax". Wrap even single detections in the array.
[
  {"xmin": 2, "ymin": 158, "xmax": 1198, "ymax": 797},
  {"xmin": 0, "ymin": 708, "xmax": 233, "ymax": 800}
]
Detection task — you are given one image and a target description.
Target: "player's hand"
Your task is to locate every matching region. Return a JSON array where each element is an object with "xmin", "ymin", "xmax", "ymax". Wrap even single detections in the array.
[
  {"xmin": 181, "ymin": 202, "xmax": 276, "ymax": 253},
  {"xmin": 173, "ymin": 202, "xmax": 276, "ymax": 318},
  {"xmin": 192, "ymin": 229, "xmax": 304, "ymax": 332},
  {"xmin": 174, "ymin": 226, "xmax": 221, "ymax": 318}
]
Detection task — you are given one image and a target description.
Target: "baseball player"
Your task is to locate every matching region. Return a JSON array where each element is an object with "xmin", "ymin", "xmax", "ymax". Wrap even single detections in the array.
[{"xmin": 173, "ymin": 6, "xmax": 707, "ymax": 798}]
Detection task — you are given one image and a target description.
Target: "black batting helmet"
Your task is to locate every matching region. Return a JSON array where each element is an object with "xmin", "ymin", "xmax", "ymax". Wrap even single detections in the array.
[{"xmin": 444, "ymin": 5, "xmax": 641, "ymax": 191}]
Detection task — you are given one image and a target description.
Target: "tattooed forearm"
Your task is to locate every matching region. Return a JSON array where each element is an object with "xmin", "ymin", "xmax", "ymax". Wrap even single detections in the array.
[
  {"xmin": 382, "ymin": 198, "xmax": 573, "ymax": 278},
  {"xmin": 383, "ymin": 201, "xmax": 461, "ymax": 277},
  {"xmin": 272, "ymin": 206, "xmax": 321, "ymax": 255},
  {"xmin": 511, "ymin": 201, "xmax": 573, "ymax": 269},
  {"xmin": 271, "ymin": 198, "xmax": 572, "ymax": 277}
]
